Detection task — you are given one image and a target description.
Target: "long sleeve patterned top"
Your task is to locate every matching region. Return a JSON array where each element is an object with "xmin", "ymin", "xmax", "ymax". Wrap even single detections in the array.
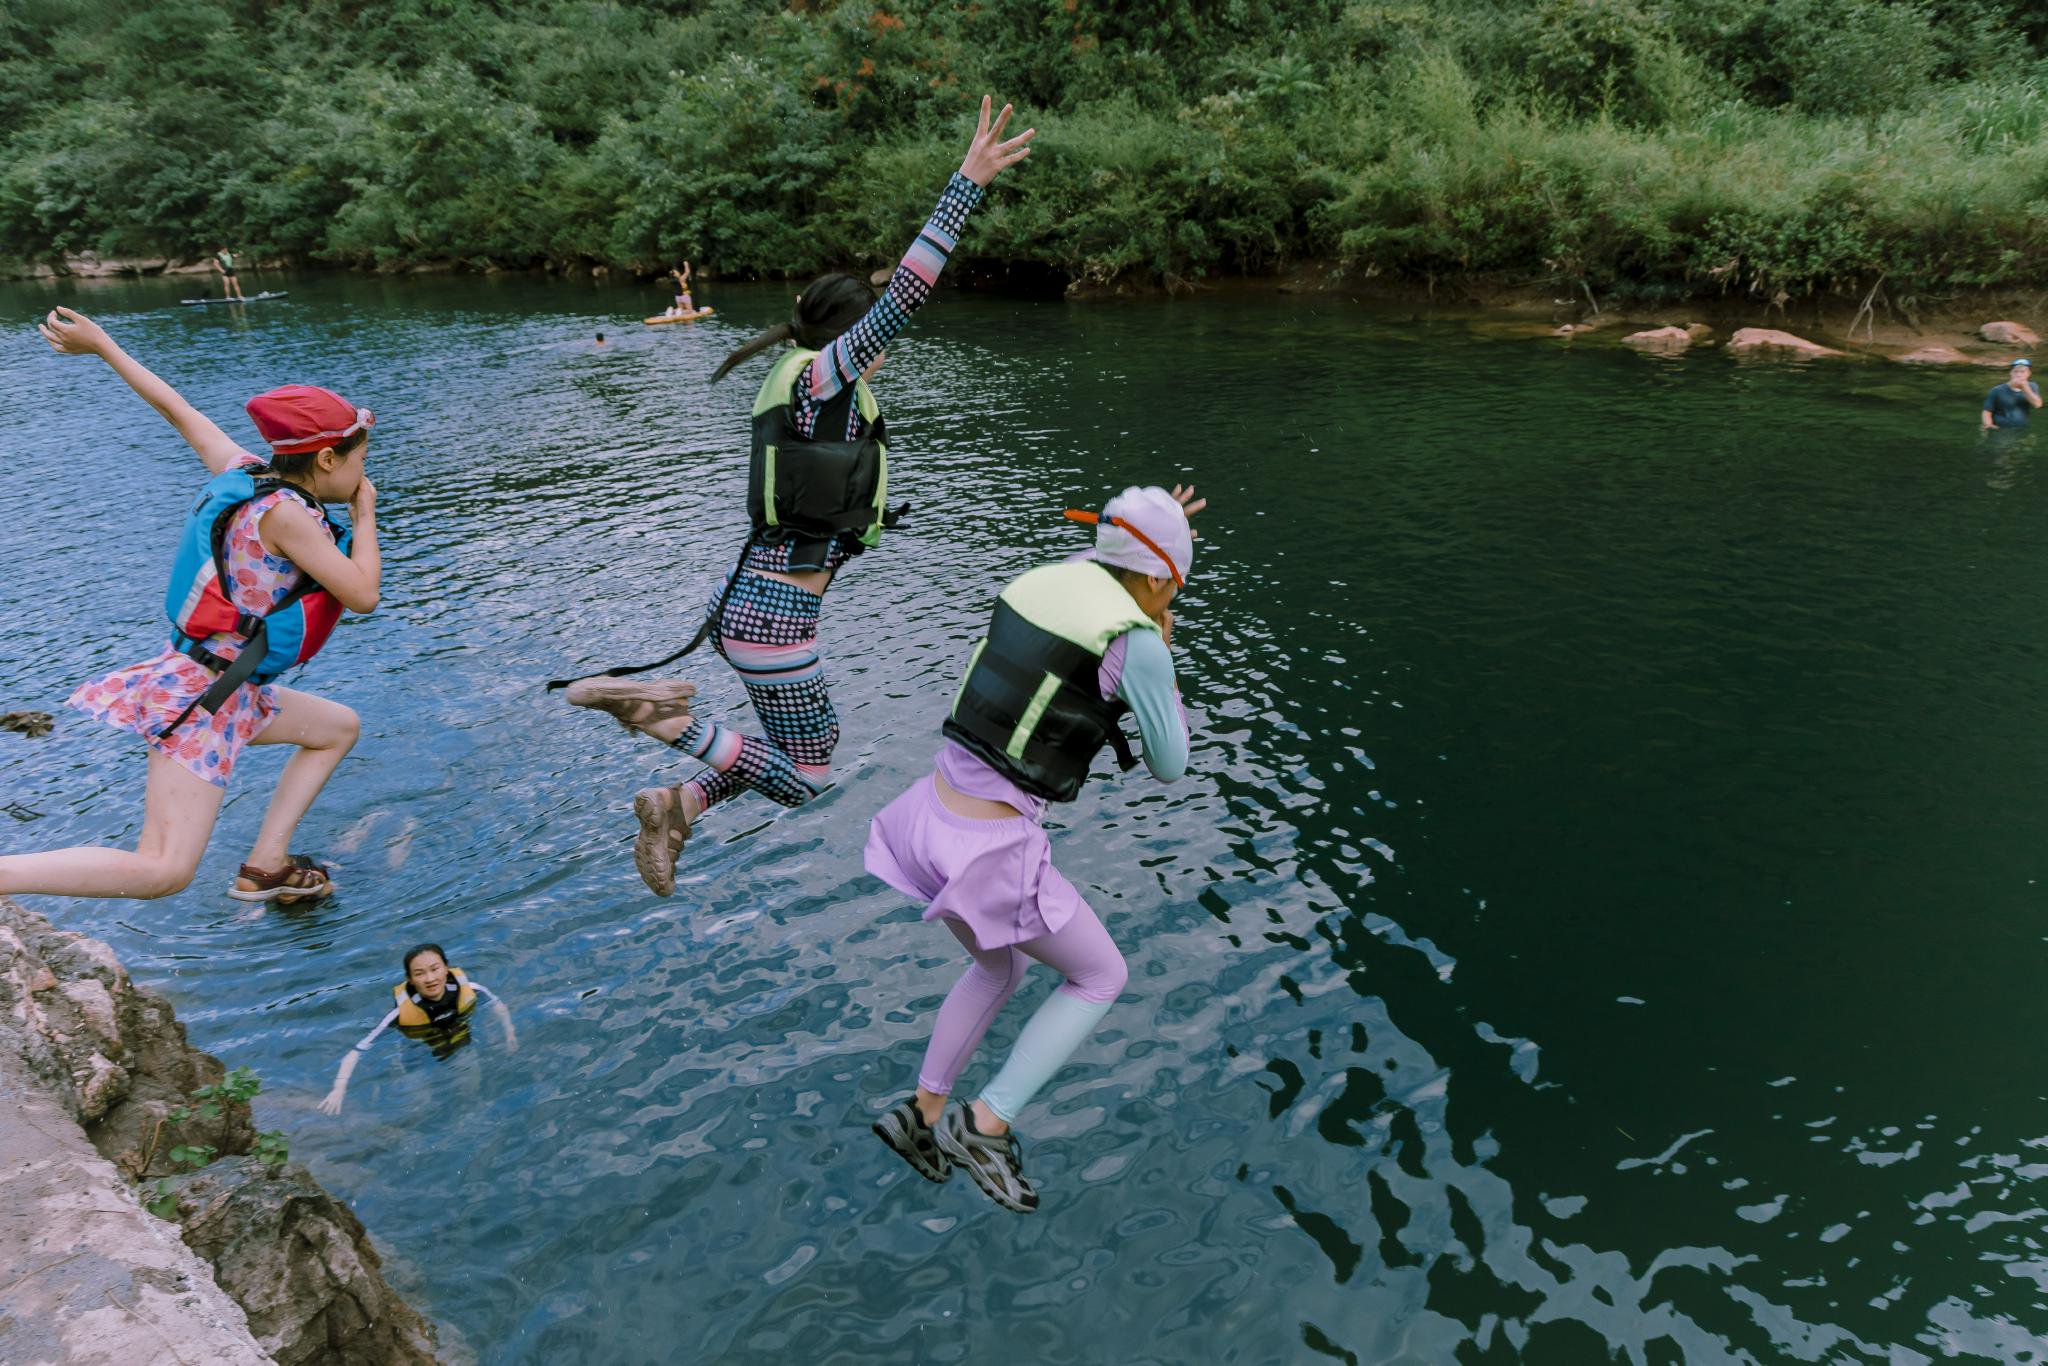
[{"xmin": 744, "ymin": 172, "xmax": 985, "ymax": 577}]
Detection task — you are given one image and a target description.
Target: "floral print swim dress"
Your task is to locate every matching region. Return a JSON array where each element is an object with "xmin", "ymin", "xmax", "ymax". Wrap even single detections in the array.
[{"xmin": 69, "ymin": 457, "xmax": 323, "ymax": 787}]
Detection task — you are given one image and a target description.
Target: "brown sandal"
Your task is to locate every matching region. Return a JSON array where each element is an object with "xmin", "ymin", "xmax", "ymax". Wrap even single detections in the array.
[
  {"xmin": 229, "ymin": 854, "xmax": 335, "ymax": 904},
  {"xmin": 563, "ymin": 678, "xmax": 696, "ymax": 732},
  {"xmin": 0, "ymin": 710, "xmax": 54, "ymax": 738},
  {"xmin": 632, "ymin": 786, "xmax": 694, "ymax": 897}
]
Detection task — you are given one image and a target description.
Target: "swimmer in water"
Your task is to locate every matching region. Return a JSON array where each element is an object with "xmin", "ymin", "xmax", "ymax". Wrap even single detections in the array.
[
  {"xmin": 596, "ymin": 332, "xmax": 607, "ymax": 346},
  {"xmin": 1982, "ymin": 358, "xmax": 2041, "ymax": 429},
  {"xmin": 318, "ymin": 943, "xmax": 516, "ymax": 1114},
  {"xmin": 866, "ymin": 484, "xmax": 1203, "ymax": 1213}
]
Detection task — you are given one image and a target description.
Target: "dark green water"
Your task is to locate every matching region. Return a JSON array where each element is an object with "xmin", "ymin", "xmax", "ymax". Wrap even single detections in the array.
[{"xmin": 3, "ymin": 272, "xmax": 2045, "ymax": 1363}]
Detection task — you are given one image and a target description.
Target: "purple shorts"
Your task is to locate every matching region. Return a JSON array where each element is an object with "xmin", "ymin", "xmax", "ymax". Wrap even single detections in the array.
[{"xmin": 864, "ymin": 773, "xmax": 1089, "ymax": 949}]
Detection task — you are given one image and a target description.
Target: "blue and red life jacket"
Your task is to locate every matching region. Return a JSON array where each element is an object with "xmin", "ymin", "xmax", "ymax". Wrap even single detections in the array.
[{"xmin": 158, "ymin": 464, "xmax": 349, "ymax": 735}]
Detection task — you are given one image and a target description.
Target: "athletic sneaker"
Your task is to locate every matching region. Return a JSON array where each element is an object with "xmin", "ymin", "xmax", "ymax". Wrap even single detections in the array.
[
  {"xmin": 935, "ymin": 1103, "xmax": 1039, "ymax": 1213},
  {"xmin": 872, "ymin": 1098, "xmax": 950, "ymax": 1184}
]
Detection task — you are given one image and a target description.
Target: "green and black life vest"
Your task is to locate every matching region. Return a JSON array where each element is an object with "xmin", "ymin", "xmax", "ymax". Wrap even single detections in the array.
[
  {"xmin": 943, "ymin": 560, "xmax": 1161, "ymax": 803},
  {"xmin": 749, "ymin": 347, "xmax": 889, "ymax": 565},
  {"xmin": 215, "ymin": 249, "xmax": 234, "ymax": 271}
]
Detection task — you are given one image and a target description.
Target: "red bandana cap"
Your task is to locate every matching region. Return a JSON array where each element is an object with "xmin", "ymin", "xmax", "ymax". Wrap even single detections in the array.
[{"xmin": 245, "ymin": 385, "xmax": 374, "ymax": 458}]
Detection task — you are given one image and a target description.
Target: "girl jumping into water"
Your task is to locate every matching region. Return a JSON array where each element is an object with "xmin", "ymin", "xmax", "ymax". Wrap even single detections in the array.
[
  {"xmin": 867, "ymin": 485, "xmax": 1203, "ymax": 1213},
  {"xmin": 563, "ymin": 95, "xmax": 1035, "ymax": 896},
  {"xmin": 318, "ymin": 943, "xmax": 517, "ymax": 1114},
  {"xmin": 0, "ymin": 308, "xmax": 381, "ymax": 905}
]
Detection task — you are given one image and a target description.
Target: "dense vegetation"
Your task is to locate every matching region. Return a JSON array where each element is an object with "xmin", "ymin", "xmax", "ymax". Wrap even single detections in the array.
[{"xmin": 3, "ymin": 0, "xmax": 2046, "ymax": 298}]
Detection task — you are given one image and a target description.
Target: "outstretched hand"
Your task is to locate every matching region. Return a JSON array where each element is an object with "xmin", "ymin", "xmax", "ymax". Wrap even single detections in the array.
[
  {"xmin": 959, "ymin": 95, "xmax": 1035, "ymax": 187},
  {"xmin": 1171, "ymin": 483, "xmax": 1208, "ymax": 536},
  {"xmin": 38, "ymin": 306, "xmax": 112, "ymax": 357}
]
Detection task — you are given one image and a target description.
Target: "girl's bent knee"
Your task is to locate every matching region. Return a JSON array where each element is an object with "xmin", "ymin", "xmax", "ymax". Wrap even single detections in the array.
[
  {"xmin": 1068, "ymin": 951, "xmax": 1128, "ymax": 1005},
  {"xmin": 136, "ymin": 860, "xmax": 199, "ymax": 900}
]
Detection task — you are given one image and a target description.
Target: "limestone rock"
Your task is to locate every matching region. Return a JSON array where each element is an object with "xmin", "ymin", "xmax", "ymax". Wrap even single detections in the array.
[
  {"xmin": 1727, "ymin": 327, "xmax": 1845, "ymax": 358},
  {"xmin": 163, "ymin": 1158, "xmax": 441, "ymax": 1365},
  {"xmin": 1979, "ymin": 320, "xmax": 2039, "ymax": 347},
  {"xmin": 1895, "ymin": 344, "xmax": 1972, "ymax": 364},
  {"xmin": 1624, "ymin": 326, "xmax": 1694, "ymax": 350},
  {"xmin": 1685, "ymin": 323, "xmax": 1714, "ymax": 341}
]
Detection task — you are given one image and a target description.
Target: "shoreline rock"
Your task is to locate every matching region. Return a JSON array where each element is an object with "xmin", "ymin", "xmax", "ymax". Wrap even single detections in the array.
[
  {"xmin": 1726, "ymin": 327, "xmax": 1846, "ymax": 358},
  {"xmin": 0, "ymin": 896, "xmax": 443, "ymax": 1364}
]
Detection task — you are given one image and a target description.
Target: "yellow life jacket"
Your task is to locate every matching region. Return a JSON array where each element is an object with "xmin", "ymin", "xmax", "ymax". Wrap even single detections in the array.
[{"xmin": 392, "ymin": 967, "xmax": 475, "ymax": 1027}]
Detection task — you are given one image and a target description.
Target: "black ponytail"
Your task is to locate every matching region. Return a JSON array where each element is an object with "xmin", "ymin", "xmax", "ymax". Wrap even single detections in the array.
[{"xmin": 710, "ymin": 271, "xmax": 877, "ymax": 382}]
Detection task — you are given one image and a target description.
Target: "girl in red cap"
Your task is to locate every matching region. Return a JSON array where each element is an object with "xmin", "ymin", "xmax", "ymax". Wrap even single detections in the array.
[{"xmin": 0, "ymin": 308, "xmax": 382, "ymax": 906}]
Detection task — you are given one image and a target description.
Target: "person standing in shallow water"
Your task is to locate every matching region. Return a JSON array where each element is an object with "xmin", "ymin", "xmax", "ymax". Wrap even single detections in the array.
[
  {"xmin": 0, "ymin": 308, "xmax": 381, "ymax": 905},
  {"xmin": 866, "ymin": 485, "xmax": 1204, "ymax": 1213},
  {"xmin": 1982, "ymin": 359, "xmax": 2041, "ymax": 429},
  {"xmin": 562, "ymin": 95, "xmax": 1036, "ymax": 896}
]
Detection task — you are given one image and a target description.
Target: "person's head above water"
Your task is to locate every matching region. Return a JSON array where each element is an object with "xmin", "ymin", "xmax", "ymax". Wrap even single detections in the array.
[
  {"xmin": 245, "ymin": 384, "xmax": 372, "ymax": 502},
  {"xmin": 710, "ymin": 272, "xmax": 879, "ymax": 383},
  {"xmin": 1068, "ymin": 485, "xmax": 1195, "ymax": 620},
  {"xmin": 595, "ymin": 332, "xmax": 606, "ymax": 344},
  {"xmin": 402, "ymin": 943, "xmax": 453, "ymax": 999}
]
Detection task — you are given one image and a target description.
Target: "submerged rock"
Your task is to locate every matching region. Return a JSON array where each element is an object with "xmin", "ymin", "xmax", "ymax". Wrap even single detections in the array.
[
  {"xmin": 1727, "ymin": 327, "xmax": 1845, "ymax": 358},
  {"xmin": 1979, "ymin": 320, "xmax": 2039, "ymax": 347},
  {"xmin": 1894, "ymin": 344, "xmax": 1973, "ymax": 365},
  {"xmin": 1624, "ymin": 326, "xmax": 1695, "ymax": 350}
]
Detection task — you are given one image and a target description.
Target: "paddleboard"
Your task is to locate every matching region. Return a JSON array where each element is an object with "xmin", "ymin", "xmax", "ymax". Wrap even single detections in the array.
[
  {"xmin": 181, "ymin": 291, "xmax": 289, "ymax": 307},
  {"xmin": 644, "ymin": 307, "xmax": 715, "ymax": 326}
]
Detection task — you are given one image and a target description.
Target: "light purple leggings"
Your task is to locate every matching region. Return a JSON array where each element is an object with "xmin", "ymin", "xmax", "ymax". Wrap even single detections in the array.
[{"xmin": 918, "ymin": 903, "xmax": 1129, "ymax": 1111}]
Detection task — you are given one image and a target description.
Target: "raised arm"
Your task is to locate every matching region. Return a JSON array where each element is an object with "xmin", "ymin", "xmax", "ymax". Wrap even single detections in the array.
[
  {"xmin": 319, "ymin": 1007, "xmax": 400, "ymax": 1115},
  {"xmin": 39, "ymin": 308, "xmax": 253, "ymax": 475},
  {"xmin": 802, "ymin": 96, "xmax": 1034, "ymax": 407}
]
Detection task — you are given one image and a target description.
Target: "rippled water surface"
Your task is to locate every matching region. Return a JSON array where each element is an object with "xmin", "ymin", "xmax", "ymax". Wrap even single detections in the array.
[{"xmin": 4, "ymin": 272, "xmax": 2047, "ymax": 1363}]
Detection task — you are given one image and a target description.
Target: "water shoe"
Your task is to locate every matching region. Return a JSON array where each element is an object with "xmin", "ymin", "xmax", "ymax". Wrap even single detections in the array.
[
  {"xmin": 873, "ymin": 1098, "xmax": 951, "ymax": 1184},
  {"xmin": 936, "ymin": 1104, "xmax": 1039, "ymax": 1213},
  {"xmin": 632, "ymin": 785, "xmax": 693, "ymax": 896}
]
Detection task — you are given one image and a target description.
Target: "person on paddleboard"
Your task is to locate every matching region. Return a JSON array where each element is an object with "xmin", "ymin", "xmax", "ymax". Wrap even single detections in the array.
[
  {"xmin": 0, "ymin": 308, "xmax": 382, "ymax": 906},
  {"xmin": 318, "ymin": 943, "xmax": 518, "ymax": 1114},
  {"xmin": 560, "ymin": 95, "xmax": 1035, "ymax": 896},
  {"xmin": 866, "ymin": 485, "xmax": 1204, "ymax": 1213},
  {"xmin": 213, "ymin": 244, "xmax": 246, "ymax": 301},
  {"xmin": 665, "ymin": 262, "xmax": 699, "ymax": 318}
]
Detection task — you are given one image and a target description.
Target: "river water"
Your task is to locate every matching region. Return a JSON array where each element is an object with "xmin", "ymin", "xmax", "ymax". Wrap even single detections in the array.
[{"xmin": 2, "ymin": 272, "xmax": 2044, "ymax": 1363}]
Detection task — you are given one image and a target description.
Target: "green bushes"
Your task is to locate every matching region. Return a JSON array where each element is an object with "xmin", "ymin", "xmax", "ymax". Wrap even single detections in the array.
[{"xmin": 1, "ymin": 0, "xmax": 2045, "ymax": 294}]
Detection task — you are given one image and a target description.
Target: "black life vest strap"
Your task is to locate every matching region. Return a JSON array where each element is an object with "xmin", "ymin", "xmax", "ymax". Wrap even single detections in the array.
[
  {"xmin": 1106, "ymin": 724, "xmax": 1138, "ymax": 772},
  {"xmin": 544, "ymin": 534, "xmax": 756, "ymax": 691},
  {"xmin": 157, "ymin": 572, "xmax": 328, "ymax": 737}
]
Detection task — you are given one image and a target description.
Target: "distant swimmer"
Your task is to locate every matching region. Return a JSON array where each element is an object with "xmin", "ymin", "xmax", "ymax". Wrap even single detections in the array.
[
  {"xmin": 319, "ymin": 943, "xmax": 518, "ymax": 1114},
  {"xmin": 867, "ymin": 485, "xmax": 1204, "ymax": 1213},
  {"xmin": 1983, "ymin": 359, "xmax": 2041, "ymax": 429},
  {"xmin": 558, "ymin": 94, "xmax": 1036, "ymax": 896},
  {"xmin": 213, "ymin": 244, "xmax": 246, "ymax": 301},
  {"xmin": 0, "ymin": 308, "xmax": 381, "ymax": 907},
  {"xmin": 596, "ymin": 332, "xmax": 607, "ymax": 346}
]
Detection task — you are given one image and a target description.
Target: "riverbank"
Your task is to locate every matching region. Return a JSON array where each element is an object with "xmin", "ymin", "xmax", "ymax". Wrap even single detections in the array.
[
  {"xmin": 14, "ymin": 251, "xmax": 2036, "ymax": 373},
  {"xmin": 0, "ymin": 896, "xmax": 443, "ymax": 1365}
]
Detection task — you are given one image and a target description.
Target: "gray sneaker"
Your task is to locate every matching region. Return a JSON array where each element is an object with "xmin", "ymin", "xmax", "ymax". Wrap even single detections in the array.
[
  {"xmin": 873, "ymin": 1098, "xmax": 950, "ymax": 1184},
  {"xmin": 935, "ymin": 1104, "xmax": 1039, "ymax": 1213}
]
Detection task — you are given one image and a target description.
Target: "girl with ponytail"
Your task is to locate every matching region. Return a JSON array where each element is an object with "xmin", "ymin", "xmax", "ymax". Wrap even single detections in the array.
[{"xmin": 565, "ymin": 95, "xmax": 1034, "ymax": 896}]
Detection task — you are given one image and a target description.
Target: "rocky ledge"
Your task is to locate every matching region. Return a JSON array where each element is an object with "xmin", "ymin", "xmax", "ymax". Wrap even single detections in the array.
[{"xmin": 0, "ymin": 896, "xmax": 442, "ymax": 1365}]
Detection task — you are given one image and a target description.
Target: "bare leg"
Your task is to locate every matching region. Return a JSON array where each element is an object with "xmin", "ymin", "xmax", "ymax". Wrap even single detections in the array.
[
  {"xmin": 0, "ymin": 749, "xmax": 224, "ymax": 900},
  {"xmin": 236, "ymin": 688, "xmax": 358, "ymax": 882}
]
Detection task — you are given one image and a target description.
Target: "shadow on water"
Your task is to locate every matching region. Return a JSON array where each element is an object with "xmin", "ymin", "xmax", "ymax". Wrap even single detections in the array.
[{"xmin": 4, "ymin": 273, "xmax": 2048, "ymax": 1362}]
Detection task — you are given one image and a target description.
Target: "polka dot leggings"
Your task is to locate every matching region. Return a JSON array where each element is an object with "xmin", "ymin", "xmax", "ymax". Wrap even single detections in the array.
[{"xmin": 671, "ymin": 571, "xmax": 838, "ymax": 811}]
